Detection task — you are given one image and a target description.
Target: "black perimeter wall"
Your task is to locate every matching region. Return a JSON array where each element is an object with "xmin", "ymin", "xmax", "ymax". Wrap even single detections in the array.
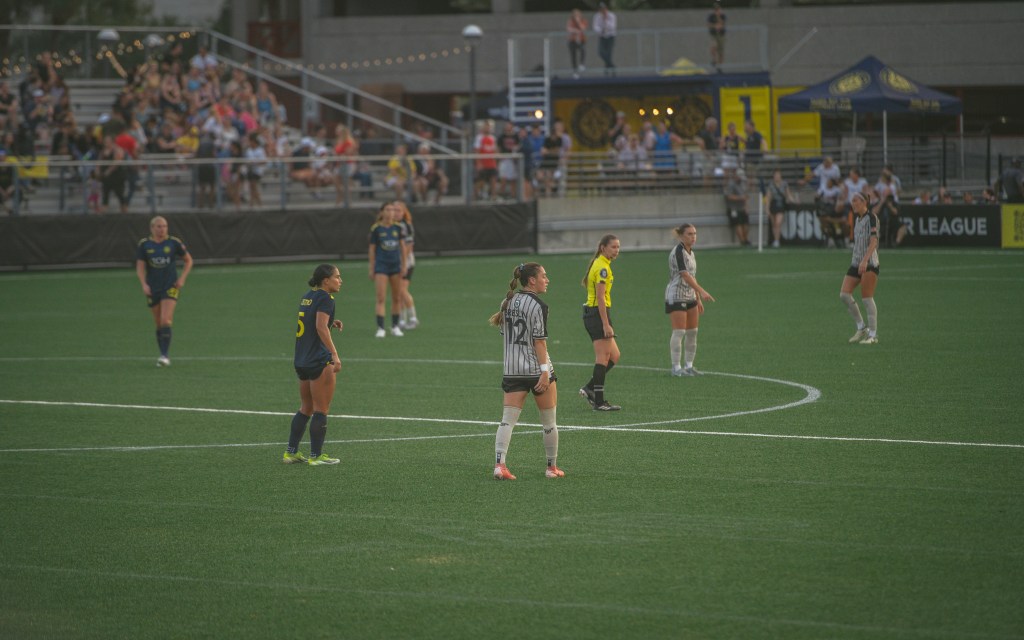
[{"xmin": 0, "ymin": 204, "xmax": 537, "ymax": 270}]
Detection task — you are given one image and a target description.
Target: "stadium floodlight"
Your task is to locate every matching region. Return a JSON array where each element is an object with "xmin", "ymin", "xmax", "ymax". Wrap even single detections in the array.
[{"xmin": 462, "ymin": 24, "xmax": 483, "ymax": 205}]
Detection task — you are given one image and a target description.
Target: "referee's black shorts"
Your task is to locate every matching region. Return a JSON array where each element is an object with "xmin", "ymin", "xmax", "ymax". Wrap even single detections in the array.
[{"xmin": 582, "ymin": 305, "xmax": 615, "ymax": 341}]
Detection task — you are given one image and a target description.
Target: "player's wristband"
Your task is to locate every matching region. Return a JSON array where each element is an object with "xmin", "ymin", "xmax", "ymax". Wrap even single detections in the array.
[{"xmin": 539, "ymin": 364, "xmax": 550, "ymax": 373}]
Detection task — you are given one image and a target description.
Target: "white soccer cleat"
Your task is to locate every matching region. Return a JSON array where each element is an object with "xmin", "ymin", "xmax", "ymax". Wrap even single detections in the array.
[
  {"xmin": 391, "ymin": 326, "xmax": 404, "ymax": 337},
  {"xmin": 671, "ymin": 366, "xmax": 685, "ymax": 377},
  {"xmin": 860, "ymin": 335, "xmax": 878, "ymax": 345},
  {"xmin": 156, "ymin": 356, "xmax": 171, "ymax": 367},
  {"xmin": 375, "ymin": 328, "xmax": 386, "ymax": 338},
  {"xmin": 848, "ymin": 328, "xmax": 869, "ymax": 343},
  {"xmin": 406, "ymin": 318, "xmax": 419, "ymax": 329}
]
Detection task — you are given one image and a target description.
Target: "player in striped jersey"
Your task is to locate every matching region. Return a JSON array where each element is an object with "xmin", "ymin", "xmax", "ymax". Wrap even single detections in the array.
[
  {"xmin": 665, "ymin": 223, "xmax": 715, "ymax": 376},
  {"xmin": 284, "ymin": 264, "xmax": 344, "ymax": 466},
  {"xmin": 487, "ymin": 262, "xmax": 564, "ymax": 480},
  {"xmin": 135, "ymin": 216, "xmax": 193, "ymax": 367},
  {"xmin": 394, "ymin": 200, "xmax": 419, "ymax": 330},
  {"xmin": 840, "ymin": 191, "xmax": 881, "ymax": 345}
]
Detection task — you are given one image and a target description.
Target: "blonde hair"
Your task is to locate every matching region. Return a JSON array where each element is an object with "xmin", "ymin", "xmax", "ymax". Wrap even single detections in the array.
[{"xmin": 489, "ymin": 262, "xmax": 543, "ymax": 327}]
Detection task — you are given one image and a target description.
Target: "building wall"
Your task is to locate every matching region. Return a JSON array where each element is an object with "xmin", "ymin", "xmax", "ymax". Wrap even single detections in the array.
[{"xmin": 232, "ymin": 2, "xmax": 1023, "ymax": 96}]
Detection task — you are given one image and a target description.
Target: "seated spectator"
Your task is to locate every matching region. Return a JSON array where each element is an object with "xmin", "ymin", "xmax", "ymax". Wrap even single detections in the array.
[
  {"xmin": 982, "ymin": 187, "xmax": 998, "ymax": 204},
  {"xmin": 312, "ymin": 144, "xmax": 342, "ymax": 200},
  {"xmin": 961, "ymin": 191, "xmax": 975, "ymax": 204},
  {"xmin": 615, "ymin": 133, "xmax": 649, "ymax": 174},
  {"xmin": 386, "ymin": 142, "xmax": 416, "ymax": 200},
  {"xmin": 413, "ymin": 142, "xmax": 448, "ymax": 205},
  {"xmin": 255, "ymin": 81, "xmax": 283, "ymax": 126},
  {"xmin": 154, "ymin": 121, "xmax": 178, "ymax": 153},
  {"xmin": 190, "ymin": 46, "xmax": 218, "ymax": 74},
  {"xmin": 289, "ymin": 137, "xmax": 319, "ymax": 194},
  {"xmin": 175, "ymin": 126, "xmax": 200, "ymax": 155},
  {"xmin": 912, "ymin": 189, "xmax": 931, "ymax": 205},
  {"xmin": 242, "ymin": 132, "xmax": 266, "ymax": 208}
]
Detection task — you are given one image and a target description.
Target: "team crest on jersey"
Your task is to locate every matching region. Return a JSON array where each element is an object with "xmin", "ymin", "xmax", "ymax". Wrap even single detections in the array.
[
  {"xmin": 163, "ymin": 246, "xmax": 171, "ymax": 254},
  {"xmin": 600, "ymin": 268, "xmax": 608, "ymax": 278}
]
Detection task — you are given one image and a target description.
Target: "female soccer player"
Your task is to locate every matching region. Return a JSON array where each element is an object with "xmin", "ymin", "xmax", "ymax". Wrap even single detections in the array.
[
  {"xmin": 579, "ymin": 234, "xmax": 622, "ymax": 411},
  {"xmin": 841, "ymin": 192, "xmax": 880, "ymax": 345},
  {"xmin": 285, "ymin": 264, "xmax": 344, "ymax": 466},
  {"xmin": 368, "ymin": 201, "xmax": 407, "ymax": 338},
  {"xmin": 394, "ymin": 200, "xmax": 419, "ymax": 330},
  {"xmin": 488, "ymin": 262, "xmax": 563, "ymax": 480},
  {"xmin": 135, "ymin": 215, "xmax": 193, "ymax": 367},
  {"xmin": 665, "ymin": 224, "xmax": 715, "ymax": 376}
]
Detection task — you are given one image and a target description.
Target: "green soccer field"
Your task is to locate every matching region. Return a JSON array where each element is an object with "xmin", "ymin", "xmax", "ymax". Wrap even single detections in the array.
[{"xmin": 1, "ymin": 247, "xmax": 1023, "ymax": 639}]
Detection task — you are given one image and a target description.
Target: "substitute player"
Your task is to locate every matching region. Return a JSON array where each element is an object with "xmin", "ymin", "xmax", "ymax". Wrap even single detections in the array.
[
  {"xmin": 579, "ymin": 234, "xmax": 622, "ymax": 411},
  {"xmin": 488, "ymin": 262, "xmax": 564, "ymax": 481},
  {"xmin": 368, "ymin": 201, "xmax": 407, "ymax": 338},
  {"xmin": 666, "ymin": 223, "xmax": 715, "ymax": 376},
  {"xmin": 285, "ymin": 264, "xmax": 344, "ymax": 466},
  {"xmin": 135, "ymin": 215, "xmax": 193, "ymax": 367},
  {"xmin": 840, "ymin": 192, "xmax": 880, "ymax": 344}
]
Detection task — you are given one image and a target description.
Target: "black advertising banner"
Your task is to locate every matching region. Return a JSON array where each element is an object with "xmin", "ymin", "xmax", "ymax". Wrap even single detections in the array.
[{"xmin": 897, "ymin": 205, "xmax": 1000, "ymax": 248}]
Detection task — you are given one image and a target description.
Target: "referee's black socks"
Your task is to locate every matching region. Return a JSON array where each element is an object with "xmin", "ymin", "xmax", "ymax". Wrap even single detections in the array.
[{"xmin": 591, "ymin": 363, "xmax": 608, "ymax": 404}]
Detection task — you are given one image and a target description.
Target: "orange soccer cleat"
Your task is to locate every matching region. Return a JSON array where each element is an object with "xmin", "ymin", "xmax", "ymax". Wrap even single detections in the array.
[
  {"xmin": 545, "ymin": 466, "xmax": 565, "ymax": 479},
  {"xmin": 493, "ymin": 463, "xmax": 517, "ymax": 480}
]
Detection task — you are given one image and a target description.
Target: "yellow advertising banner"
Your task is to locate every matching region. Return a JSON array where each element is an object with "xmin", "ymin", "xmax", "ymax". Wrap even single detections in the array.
[
  {"xmin": 1000, "ymin": 204, "xmax": 1024, "ymax": 248},
  {"xmin": 773, "ymin": 86, "xmax": 821, "ymax": 154},
  {"xmin": 718, "ymin": 86, "xmax": 772, "ymax": 149}
]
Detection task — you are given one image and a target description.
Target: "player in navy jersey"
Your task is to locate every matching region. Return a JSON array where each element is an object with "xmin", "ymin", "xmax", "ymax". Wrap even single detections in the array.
[
  {"xmin": 285, "ymin": 264, "xmax": 344, "ymax": 466},
  {"xmin": 135, "ymin": 216, "xmax": 193, "ymax": 367},
  {"xmin": 368, "ymin": 201, "xmax": 407, "ymax": 338},
  {"xmin": 488, "ymin": 262, "xmax": 564, "ymax": 480},
  {"xmin": 665, "ymin": 224, "xmax": 715, "ymax": 376}
]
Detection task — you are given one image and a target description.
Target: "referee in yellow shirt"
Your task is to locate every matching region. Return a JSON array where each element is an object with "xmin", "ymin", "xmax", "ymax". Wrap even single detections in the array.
[{"xmin": 580, "ymin": 234, "xmax": 622, "ymax": 411}]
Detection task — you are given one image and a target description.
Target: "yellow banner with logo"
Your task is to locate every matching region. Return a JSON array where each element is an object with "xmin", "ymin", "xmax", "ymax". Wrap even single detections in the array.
[{"xmin": 1001, "ymin": 204, "xmax": 1024, "ymax": 248}]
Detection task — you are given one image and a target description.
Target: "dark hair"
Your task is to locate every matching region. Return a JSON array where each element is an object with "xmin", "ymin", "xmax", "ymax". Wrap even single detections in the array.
[
  {"xmin": 308, "ymin": 263, "xmax": 337, "ymax": 288},
  {"xmin": 581, "ymin": 235, "xmax": 618, "ymax": 287},
  {"xmin": 489, "ymin": 262, "xmax": 543, "ymax": 327}
]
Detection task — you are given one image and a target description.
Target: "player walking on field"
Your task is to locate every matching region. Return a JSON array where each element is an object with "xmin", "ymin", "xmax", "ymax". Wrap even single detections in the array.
[
  {"xmin": 285, "ymin": 264, "xmax": 344, "ymax": 466},
  {"xmin": 840, "ymin": 192, "xmax": 880, "ymax": 345},
  {"xmin": 489, "ymin": 262, "xmax": 564, "ymax": 481},
  {"xmin": 666, "ymin": 224, "xmax": 715, "ymax": 376},
  {"xmin": 580, "ymin": 234, "xmax": 622, "ymax": 411},
  {"xmin": 135, "ymin": 215, "xmax": 193, "ymax": 367}
]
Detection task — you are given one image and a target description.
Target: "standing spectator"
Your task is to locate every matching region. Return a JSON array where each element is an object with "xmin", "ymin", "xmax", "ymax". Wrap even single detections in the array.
[
  {"xmin": 473, "ymin": 120, "xmax": 499, "ymax": 200},
  {"xmin": 593, "ymin": 2, "xmax": 617, "ymax": 76},
  {"xmin": 135, "ymin": 216, "xmax": 193, "ymax": 368},
  {"xmin": 841, "ymin": 167, "xmax": 868, "ymax": 214},
  {"xmin": 255, "ymin": 80, "xmax": 282, "ymax": 126},
  {"xmin": 840, "ymin": 192, "xmax": 881, "ymax": 345},
  {"xmin": 517, "ymin": 126, "xmax": 536, "ymax": 201},
  {"xmin": 764, "ymin": 169, "xmax": 796, "ymax": 248},
  {"xmin": 996, "ymin": 157, "xmax": 1024, "ymax": 203},
  {"xmin": 385, "ymin": 142, "xmax": 416, "ymax": 201},
  {"xmin": 488, "ymin": 262, "xmax": 563, "ymax": 481},
  {"xmin": 566, "ymin": 9, "xmax": 588, "ymax": 76},
  {"xmin": 497, "ymin": 121, "xmax": 520, "ymax": 199},
  {"xmin": 723, "ymin": 168, "xmax": 750, "ymax": 246},
  {"xmin": 707, "ymin": 1, "xmax": 726, "ymax": 71},
  {"xmin": 195, "ymin": 132, "xmax": 217, "ymax": 209},
  {"xmin": 285, "ymin": 263, "xmax": 344, "ymax": 466},
  {"xmin": 742, "ymin": 120, "xmax": 765, "ymax": 183},
  {"xmin": 694, "ymin": 117, "xmax": 720, "ymax": 185},
  {"xmin": 607, "ymin": 110, "xmax": 628, "ymax": 149},
  {"xmin": 242, "ymin": 132, "xmax": 266, "ymax": 208},
  {"xmin": 0, "ymin": 81, "xmax": 17, "ymax": 131},
  {"xmin": 538, "ymin": 120, "xmax": 568, "ymax": 198},
  {"xmin": 114, "ymin": 123, "xmax": 141, "ymax": 206},
  {"xmin": 651, "ymin": 121, "xmax": 683, "ymax": 174},
  {"xmin": 224, "ymin": 140, "xmax": 244, "ymax": 211},
  {"xmin": 666, "ymin": 223, "xmax": 715, "ymax": 377},
  {"xmin": 98, "ymin": 135, "xmax": 128, "ymax": 213},
  {"xmin": 190, "ymin": 45, "xmax": 218, "ymax": 73},
  {"xmin": 720, "ymin": 121, "xmax": 741, "ymax": 171},
  {"xmin": 875, "ymin": 170, "xmax": 905, "ymax": 247}
]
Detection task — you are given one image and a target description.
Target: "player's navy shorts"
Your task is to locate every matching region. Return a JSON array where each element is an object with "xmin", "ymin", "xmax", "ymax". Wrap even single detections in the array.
[
  {"xmin": 846, "ymin": 264, "xmax": 880, "ymax": 279},
  {"xmin": 374, "ymin": 261, "xmax": 401, "ymax": 276},
  {"xmin": 403, "ymin": 266, "xmax": 415, "ymax": 281},
  {"xmin": 146, "ymin": 286, "xmax": 180, "ymax": 308},
  {"xmin": 582, "ymin": 305, "xmax": 615, "ymax": 341},
  {"xmin": 501, "ymin": 372, "xmax": 558, "ymax": 395},
  {"xmin": 665, "ymin": 300, "xmax": 698, "ymax": 313},
  {"xmin": 294, "ymin": 360, "xmax": 331, "ymax": 381}
]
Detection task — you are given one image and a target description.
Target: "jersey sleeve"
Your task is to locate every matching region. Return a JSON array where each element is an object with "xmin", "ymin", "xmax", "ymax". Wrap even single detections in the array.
[
  {"xmin": 674, "ymin": 244, "xmax": 688, "ymax": 273},
  {"xmin": 173, "ymin": 237, "xmax": 189, "ymax": 257},
  {"xmin": 135, "ymin": 240, "xmax": 147, "ymax": 261},
  {"xmin": 530, "ymin": 300, "xmax": 548, "ymax": 340},
  {"xmin": 869, "ymin": 214, "xmax": 879, "ymax": 236}
]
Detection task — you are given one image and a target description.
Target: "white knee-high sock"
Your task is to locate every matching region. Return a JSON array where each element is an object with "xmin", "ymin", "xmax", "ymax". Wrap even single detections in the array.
[
  {"xmin": 840, "ymin": 292, "xmax": 864, "ymax": 328},
  {"xmin": 863, "ymin": 297, "xmax": 877, "ymax": 334},
  {"xmin": 495, "ymin": 406, "xmax": 521, "ymax": 465},
  {"xmin": 684, "ymin": 328, "xmax": 698, "ymax": 369},
  {"xmin": 540, "ymin": 407, "xmax": 557, "ymax": 467},
  {"xmin": 670, "ymin": 329, "xmax": 685, "ymax": 369}
]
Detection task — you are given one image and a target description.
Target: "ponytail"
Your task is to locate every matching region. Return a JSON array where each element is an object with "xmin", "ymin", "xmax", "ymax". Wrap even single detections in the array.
[
  {"xmin": 308, "ymin": 263, "xmax": 337, "ymax": 288},
  {"xmin": 581, "ymin": 234, "xmax": 618, "ymax": 287},
  {"xmin": 489, "ymin": 262, "xmax": 542, "ymax": 326}
]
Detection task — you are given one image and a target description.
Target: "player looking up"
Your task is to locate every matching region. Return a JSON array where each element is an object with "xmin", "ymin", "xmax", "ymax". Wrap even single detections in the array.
[
  {"xmin": 285, "ymin": 263, "xmax": 344, "ymax": 466},
  {"xmin": 665, "ymin": 223, "xmax": 715, "ymax": 376},
  {"xmin": 841, "ymin": 192, "xmax": 881, "ymax": 345},
  {"xmin": 135, "ymin": 215, "xmax": 193, "ymax": 367},
  {"xmin": 488, "ymin": 262, "xmax": 563, "ymax": 481},
  {"xmin": 579, "ymin": 234, "xmax": 622, "ymax": 411}
]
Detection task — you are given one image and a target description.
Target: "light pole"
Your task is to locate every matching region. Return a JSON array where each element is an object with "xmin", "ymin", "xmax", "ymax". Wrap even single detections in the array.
[{"xmin": 462, "ymin": 24, "xmax": 483, "ymax": 203}]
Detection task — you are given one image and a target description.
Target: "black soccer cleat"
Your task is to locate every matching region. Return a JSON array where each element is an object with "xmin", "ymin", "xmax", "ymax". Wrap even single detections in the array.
[
  {"xmin": 594, "ymin": 401, "xmax": 621, "ymax": 412},
  {"xmin": 579, "ymin": 386, "xmax": 596, "ymax": 408}
]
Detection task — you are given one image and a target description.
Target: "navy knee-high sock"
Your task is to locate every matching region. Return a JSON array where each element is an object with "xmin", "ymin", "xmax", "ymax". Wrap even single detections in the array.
[
  {"xmin": 287, "ymin": 412, "xmax": 311, "ymax": 453},
  {"xmin": 591, "ymin": 363, "xmax": 608, "ymax": 404},
  {"xmin": 309, "ymin": 412, "xmax": 328, "ymax": 457},
  {"xmin": 156, "ymin": 326, "xmax": 172, "ymax": 357}
]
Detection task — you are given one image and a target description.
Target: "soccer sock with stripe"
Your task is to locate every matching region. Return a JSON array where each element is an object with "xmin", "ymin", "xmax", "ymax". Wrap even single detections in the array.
[
  {"xmin": 156, "ymin": 326, "xmax": 172, "ymax": 357},
  {"xmin": 863, "ymin": 297, "xmax": 877, "ymax": 335},
  {"xmin": 684, "ymin": 328, "xmax": 698, "ymax": 369},
  {"xmin": 540, "ymin": 407, "xmax": 558, "ymax": 467},
  {"xmin": 839, "ymin": 292, "xmax": 864, "ymax": 329},
  {"xmin": 591, "ymin": 363, "xmax": 608, "ymax": 404},
  {"xmin": 670, "ymin": 329, "xmax": 684, "ymax": 369},
  {"xmin": 495, "ymin": 406, "xmax": 521, "ymax": 465},
  {"xmin": 287, "ymin": 412, "xmax": 311, "ymax": 453},
  {"xmin": 309, "ymin": 412, "xmax": 328, "ymax": 457}
]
